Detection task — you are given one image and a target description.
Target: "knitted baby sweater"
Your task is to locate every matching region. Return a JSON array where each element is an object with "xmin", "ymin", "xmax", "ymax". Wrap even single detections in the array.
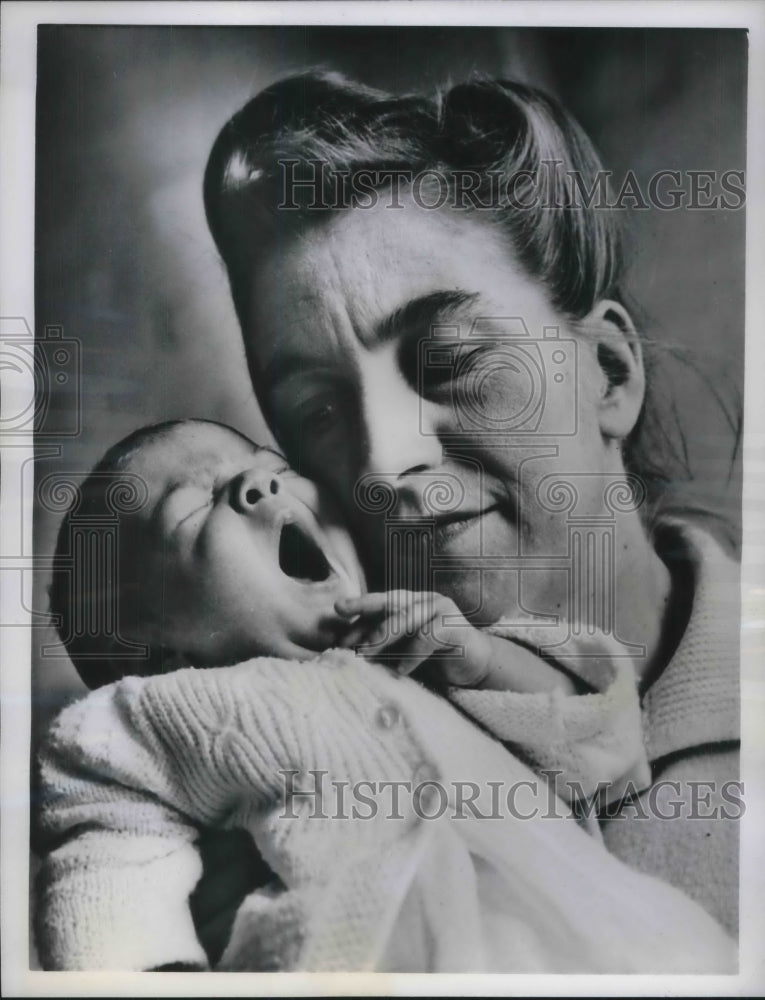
[{"xmin": 35, "ymin": 623, "xmax": 734, "ymax": 973}]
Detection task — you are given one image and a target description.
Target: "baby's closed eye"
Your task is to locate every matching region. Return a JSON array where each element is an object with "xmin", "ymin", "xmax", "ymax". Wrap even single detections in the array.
[{"xmin": 163, "ymin": 487, "xmax": 215, "ymax": 539}]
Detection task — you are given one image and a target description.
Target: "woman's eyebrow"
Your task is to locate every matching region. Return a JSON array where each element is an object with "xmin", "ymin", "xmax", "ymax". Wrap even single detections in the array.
[
  {"xmin": 261, "ymin": 355, "xmax": 330, "ymax": 391},
  {"xmin": 373, "ymin": 290, "xmax": 479, "ymax": 346},
  {"xmin": 260, "ymin": 290, "xmax": 479, "ymax": 389}
]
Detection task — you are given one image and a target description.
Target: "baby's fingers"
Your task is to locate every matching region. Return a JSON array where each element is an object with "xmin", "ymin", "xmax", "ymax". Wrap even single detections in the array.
[
  {"xmin": 335, "ymin": 590, "xmax": 428, "ymax": 620},
  {"xmin": 355, "ymin": 601, "xmax": 429, "ymax": 653},
  {"xmin": 335, "ymin": 593, "xmax": 389, "ymax": 619}
]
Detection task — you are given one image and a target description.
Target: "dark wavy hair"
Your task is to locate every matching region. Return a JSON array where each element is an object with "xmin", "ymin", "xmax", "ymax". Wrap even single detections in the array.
[{"xmin": 204, "ymin": 70, "xmax": 740, "ymax": 550}]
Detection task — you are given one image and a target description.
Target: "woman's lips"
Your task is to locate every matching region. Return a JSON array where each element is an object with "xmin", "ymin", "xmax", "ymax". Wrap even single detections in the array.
[{"xmin": 433, "ymin": 503, "xmax": 502, "ymax": 547}]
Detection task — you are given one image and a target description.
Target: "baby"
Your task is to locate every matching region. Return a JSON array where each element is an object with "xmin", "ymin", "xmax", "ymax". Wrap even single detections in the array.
[{"xmin": 34, "ymin": 419, "xmax": 733, "ymax": 973}]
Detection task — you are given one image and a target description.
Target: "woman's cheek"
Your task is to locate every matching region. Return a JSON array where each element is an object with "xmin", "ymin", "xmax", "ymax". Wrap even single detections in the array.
[{"xmin": 283, "ymin": 475, "xmax": 321, "ymax": 515}]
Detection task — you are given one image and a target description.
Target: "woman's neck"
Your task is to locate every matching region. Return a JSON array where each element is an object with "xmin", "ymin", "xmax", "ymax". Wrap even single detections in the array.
[{"xmin": 614, "ymin": 513, "xmax": 677, "ymax": 684}]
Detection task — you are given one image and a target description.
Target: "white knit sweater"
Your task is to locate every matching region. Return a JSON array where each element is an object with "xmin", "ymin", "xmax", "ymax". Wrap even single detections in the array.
[{"xmin": 34, "ymin": 625, "xmax": 734, "ymax": 973}]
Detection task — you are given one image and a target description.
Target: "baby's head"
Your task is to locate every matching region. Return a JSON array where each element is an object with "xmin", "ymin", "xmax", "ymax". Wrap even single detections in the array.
[{"xmin": 50, "ymin": 419, "xmax": 365, "ymax": 689}]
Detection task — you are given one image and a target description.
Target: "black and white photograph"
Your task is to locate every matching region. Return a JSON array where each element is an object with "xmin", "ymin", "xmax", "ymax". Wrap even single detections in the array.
[{"xmin": 1, "ymin": 1, "xmax": 764, "ymax": 994}]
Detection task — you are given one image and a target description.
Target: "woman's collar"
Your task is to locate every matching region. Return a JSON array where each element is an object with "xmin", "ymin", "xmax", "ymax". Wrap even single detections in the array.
[{"xmin": 641, "ymin": 519, "xmax": 741, "ymax": 763}]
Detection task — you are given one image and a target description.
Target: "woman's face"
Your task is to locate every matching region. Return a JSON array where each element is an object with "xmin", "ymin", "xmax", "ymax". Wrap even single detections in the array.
[{"xmin": 247, "ymin": 200, "xmax": 628, "ymax": 626}]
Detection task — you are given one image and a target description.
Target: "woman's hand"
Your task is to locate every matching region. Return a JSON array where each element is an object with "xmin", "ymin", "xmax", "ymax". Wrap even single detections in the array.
[{"xmin": 335, "ymin": 590, "xmax": 494, "ymax": 687}]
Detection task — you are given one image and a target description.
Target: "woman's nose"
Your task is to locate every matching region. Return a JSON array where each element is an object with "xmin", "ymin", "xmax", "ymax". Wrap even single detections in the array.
[
  {"xmin": 359, "ymin": 348, "xmax": 443, "ymax": 479},
  {"xmin": 230, "ymin": 468, "xmax": 281, "ymax": 513}
]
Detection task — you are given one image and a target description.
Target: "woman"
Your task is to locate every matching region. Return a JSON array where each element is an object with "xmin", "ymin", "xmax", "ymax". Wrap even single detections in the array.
[{"xmin": 199, "ymin": 71, "xmax": 740, "ymax": 943}]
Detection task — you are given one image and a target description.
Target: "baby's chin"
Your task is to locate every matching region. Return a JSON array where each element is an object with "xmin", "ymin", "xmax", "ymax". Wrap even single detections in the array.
[
  {"xmin": 285, "ymin": 617, "xmax": 350, "ymax": 658},
  {"xmin": 275, "ymin": 579, "xmax": 357, "ymax": 655}
]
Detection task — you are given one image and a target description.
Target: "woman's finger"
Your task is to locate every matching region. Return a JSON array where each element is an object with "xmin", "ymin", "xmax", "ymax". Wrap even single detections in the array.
[{"xmin": 335, "ymin": 592, "xmax": 389, "ymax": 617}]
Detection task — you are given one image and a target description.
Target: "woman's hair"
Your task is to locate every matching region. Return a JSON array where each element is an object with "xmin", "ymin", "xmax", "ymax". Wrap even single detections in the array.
[
  {"xmin": 49, "ymin": 419, "xmax": 260, "ymax": 689},
  {"xmin": 203, "ymin": 70, "xmax": 740, "ymax": 550},
  {"xmin": 204, "ymin": 71, "xmax": 620, "ymax": 326}
]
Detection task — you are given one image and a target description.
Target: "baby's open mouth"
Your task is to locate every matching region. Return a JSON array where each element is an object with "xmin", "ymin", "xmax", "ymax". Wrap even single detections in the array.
[{"xmin": 278, "ymin": 520, "xmax": 332, "ymax": 583}]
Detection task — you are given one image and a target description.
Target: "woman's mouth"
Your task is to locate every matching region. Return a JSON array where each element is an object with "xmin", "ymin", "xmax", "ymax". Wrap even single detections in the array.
[
  {"xmin": 278, "ymin": 520, "xmax": 333, "ymax": 583},
  {"xmin": 433, "ymin": 504, "xmax": 501, "ymax": 546}
]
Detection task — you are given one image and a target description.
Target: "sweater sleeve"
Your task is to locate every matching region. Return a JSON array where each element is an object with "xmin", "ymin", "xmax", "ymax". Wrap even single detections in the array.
[
  {"xmin": 448, "ymin": 625, "xmax": 651, "ymax": 804},
  {"xmin": 34, "ymin": 682, "xmax": 209, "ymax": 971},
  {"xmin": 34, "ymin": 661, "xmax": 307, "ymax": 970},
  {"xmin": 33, "ymin": 654, "xmax": 374, "ymax": 970}
]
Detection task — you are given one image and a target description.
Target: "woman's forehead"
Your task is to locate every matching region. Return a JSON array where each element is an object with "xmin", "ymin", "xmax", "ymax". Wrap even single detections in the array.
[
  {"xmin": 253, "ymin": 203, "xmax": 502, "ymax": 320},
  {"xmin": 247, "ymin": 202, "xmax": 555, "ymax": 366}
]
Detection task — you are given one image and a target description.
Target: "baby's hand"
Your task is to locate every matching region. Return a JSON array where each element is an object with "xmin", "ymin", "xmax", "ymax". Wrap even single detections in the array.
[{"xmin": 334, "ymin": 591, "xmax": 493, "ymax": 687}]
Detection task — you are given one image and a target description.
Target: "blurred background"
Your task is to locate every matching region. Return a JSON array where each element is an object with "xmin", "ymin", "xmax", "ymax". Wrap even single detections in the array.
[{"xmin": 32, "ymin": 25, "xmax": 746, "ymax": 740}]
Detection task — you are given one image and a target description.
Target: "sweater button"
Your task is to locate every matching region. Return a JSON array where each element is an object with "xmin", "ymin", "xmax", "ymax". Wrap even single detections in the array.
[
  {"xmin": 412, "ymin": 761, "xmax": 439, "ymax": 785},
  {"xmin": 412, "ymin": 762, "xmax": 443, "ymax": 815},
  {"xmin": 376, "ymin": 704, "xmax": 400, "ymax": 729}
]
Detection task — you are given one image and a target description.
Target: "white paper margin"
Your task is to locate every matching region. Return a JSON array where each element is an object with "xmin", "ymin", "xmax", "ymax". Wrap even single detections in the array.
[{"xmin": 2, "ymin": 2, "xmax": 764, "ymax": 996}]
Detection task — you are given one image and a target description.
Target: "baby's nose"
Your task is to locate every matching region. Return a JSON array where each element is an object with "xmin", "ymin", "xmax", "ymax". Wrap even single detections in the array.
[{"xmin": 231, "ymin": 469, "xmax": 281, "ymax": 513}]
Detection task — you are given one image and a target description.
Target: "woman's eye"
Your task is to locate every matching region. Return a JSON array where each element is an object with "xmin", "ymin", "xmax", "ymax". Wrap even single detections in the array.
[
  {"xmin": 303, "ymin": 398, "xmax": 341, "ymax": 435},
  {"xmin": 418, "ymin": 343, "xmax": 488, "ymax": 397}
]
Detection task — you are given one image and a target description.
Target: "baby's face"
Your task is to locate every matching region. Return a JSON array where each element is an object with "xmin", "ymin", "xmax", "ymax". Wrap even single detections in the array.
[{"xmin": 123, "ymin": 422, "xmax": 365, "ymax": 664}]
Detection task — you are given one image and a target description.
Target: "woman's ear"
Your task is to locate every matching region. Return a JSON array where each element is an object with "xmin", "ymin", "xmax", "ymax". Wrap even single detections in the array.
[{"xmin": 582, "ymin": 299, "xmax": 645, "ymax": 440}]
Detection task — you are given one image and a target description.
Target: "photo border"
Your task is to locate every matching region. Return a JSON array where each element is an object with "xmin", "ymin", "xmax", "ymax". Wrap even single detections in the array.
[{"xmin": 2, "ymin": 2, "xmax": 764, "ymax": 996}]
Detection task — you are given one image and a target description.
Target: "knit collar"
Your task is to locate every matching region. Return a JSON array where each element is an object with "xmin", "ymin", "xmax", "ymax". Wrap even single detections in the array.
[{"xmin": 641, "ymin": 521, "xmax": 741, "ymax": 763}]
